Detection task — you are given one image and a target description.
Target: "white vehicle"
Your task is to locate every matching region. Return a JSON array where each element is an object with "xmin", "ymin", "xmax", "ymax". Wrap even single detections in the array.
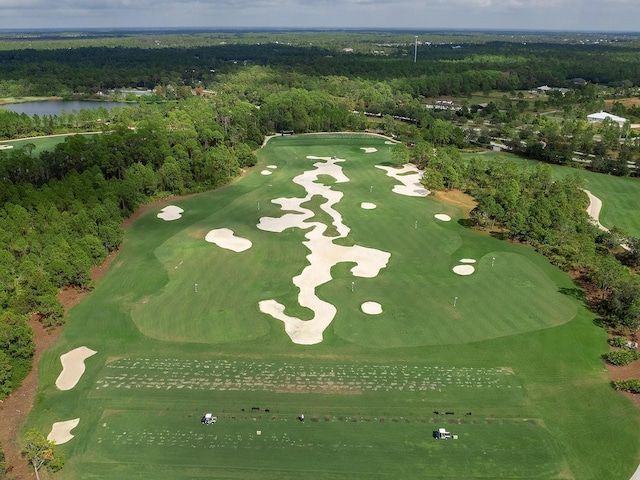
[{"xmin": 201, "ymin": 413, "xmax": 217, "ymax": 425}]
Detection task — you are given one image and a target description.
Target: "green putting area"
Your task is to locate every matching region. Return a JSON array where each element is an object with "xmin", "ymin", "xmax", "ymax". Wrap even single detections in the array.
[{"xmin": 28, "ymin": 134, "xmax": 640, "ymax": 479}]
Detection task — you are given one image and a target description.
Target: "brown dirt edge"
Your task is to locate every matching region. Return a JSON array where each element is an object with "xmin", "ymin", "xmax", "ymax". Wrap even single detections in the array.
[{"xmin": 0, "ymin": 192, "xmax": 203, "ymax": 479}]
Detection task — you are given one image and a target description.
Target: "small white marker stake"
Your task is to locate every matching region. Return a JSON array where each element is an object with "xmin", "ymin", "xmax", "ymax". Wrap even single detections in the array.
[
  {"xmin": 454, "ymin": 296, "xmax": 458, "ymax": 307},
  {"xmin": 257, "ymin": 202, "xmax": 260, "ymax": 210},
  {"xmin": 194, "ymin": 283, "xmax": 198, "ymax": 293},
  {"xmin": 415, "ymin": 220, "xmax": 418, "ymax": 229},
  {"xmin": 370, "ymin": 185, "xmax": 373, "ymax": 193},
  {"xmin": 351, "ymin": 281, "xmax": 355, "ymax": 292},
  {"xmin": 492, "ymin": 257, "xmax": 495, "ymax": 267}
]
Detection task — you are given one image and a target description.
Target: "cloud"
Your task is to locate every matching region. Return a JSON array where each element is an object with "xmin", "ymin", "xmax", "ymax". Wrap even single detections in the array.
[{"xmin": 0, "ymin": 0, "xmax": 637, "ymax": 30}]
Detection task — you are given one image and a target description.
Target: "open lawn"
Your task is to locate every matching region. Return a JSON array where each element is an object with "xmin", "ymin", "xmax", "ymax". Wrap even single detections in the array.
[
  {"xmin": 0, "ymin": 132, "xmax": 99, "ymax": 155},
  {"xmin": 28, "ymin": 134, "xmax": 640, "ymax": 479}
]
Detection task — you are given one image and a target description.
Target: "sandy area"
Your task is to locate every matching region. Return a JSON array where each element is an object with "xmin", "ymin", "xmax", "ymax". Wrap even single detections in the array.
[
  {"xmin": 361, "ymin": 202, "xmax": 377, "ymax": 210},
  {"xmin": 55, "ymin": 346, "xmax": 97, "ymax": 391},
  {"xmin": 261, "ymin": 170, "xmax": 273, "ymax": 175},
  {"xmin": 384, "ymin": 140, "xmax": 397, "ymax": 145},
  {"xmin": 258, "ymin": 155, "xmax": 390, "ymax": 345},
  {"xmin": 460, "ymin": 258, "xmax": 476, "ymax": 263},
  {"xmin": 267, "ymin": 165, "xmax": 277, "ymax": 169},
  {"xmin": 584, "ymin": 189, "xmax": 607, "ymax": 232},
  {"xmin": 157, "ymin": 205, "xmax": 184, "ymax": 221},
  {"xmin": 361, "ymin": 301, "xmax": 383, "ymax": 314},
  {"xmin": 375, "ymin": 164, "xmax": 430, "ymax": 197},
  {"xmin": 361, "ymin": 147, "xmax": 378, "ymax": 153},
  {"xmin": 0, "ymin": 144, "xmax": 14, "ymax": 150},
  {"xmin": 205, "ymin": 228, "xmax": 252, "ymax": 252},
  {"xmin": 453, "ymin": 265, "xmax": 475, "ymax": 275},
  {"xmin": 47, "ymin": 418, "xmax": 80, "ymax": 445},
  {"xmin": 434, "ymin": 213, "xmax": 451, "ymax": 221}
]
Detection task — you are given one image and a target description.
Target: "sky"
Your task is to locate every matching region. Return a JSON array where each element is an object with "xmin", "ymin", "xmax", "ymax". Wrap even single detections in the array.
[{"xmin": 0, "ymin": 0, "xmax": 638, "ymax": 32}]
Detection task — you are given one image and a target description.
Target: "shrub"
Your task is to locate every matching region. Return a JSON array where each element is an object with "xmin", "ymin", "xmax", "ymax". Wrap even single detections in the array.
[
  {"xmin": 602, "ymin": 349, "xmax": 640, "ymax": 366},
  {"xmin": 609, "ymin": 335, "xmax": 629, "ymax": 348},
  {"xmin": 612, "ymin": 379, "xmax": 640, "ymax": 394}
]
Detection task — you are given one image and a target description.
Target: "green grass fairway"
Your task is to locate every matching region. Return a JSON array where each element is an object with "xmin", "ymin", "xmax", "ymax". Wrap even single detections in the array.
[
  {"xmin": 0, "ymin": 132, "xmax": 99, "ymax": 155},
  {"xmin": 28, "ymin": 134, "xmax": 640, "ymax": 479}
]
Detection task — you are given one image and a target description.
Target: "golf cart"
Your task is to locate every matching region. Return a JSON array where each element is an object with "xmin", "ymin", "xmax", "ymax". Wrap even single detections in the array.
[
  {"xmin": 435, "ymin": 428, "xmax": 451, "ymax": 439},
  {"xmin": 201, "ymin": 413, "xmax": 217, "ymax": 425}
]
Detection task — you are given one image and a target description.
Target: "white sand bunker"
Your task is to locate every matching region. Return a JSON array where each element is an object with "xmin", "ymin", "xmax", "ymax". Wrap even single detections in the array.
[
  {"xmin": 361, "ymin": 147, "xmax": 378, "ymax": 153},
  {"xmin": 361, "ymin": 301, "xmax": 383, "ymax": 315},
  {"xmin": 267, "ymin": 165, "xmax": 278, "ymax": 169},
  {"xmin": 384, "ymin": 141, "xmax": 396, "ymax": 145},
  {"xmin": 205, "ymin": 228, "xmax": 252, "ymax": 252},
  {"xmin": 258, "ymin": 155, "xmax": 391, "ymax": 345},
  {"xmin": 48, "ymin": 418, "xmax": 80, "ymax": 445},
  {"xmin": 375, "ymin": 164, "xmax": 430, "ymax": 197},
  {"xmin": 361, "ymin": 202, "xmax": 377, "ymax": 210},
  {"xmin": 56, "ymin": 346, "xmax": 97, "ymax": 391},
  {"xmin": 0, "ymin": 144, "xmax": 14, "ymax": 150},
  {"xmin": 261, "ymin": 170, "xmax": 273, "ymax": 175},
  {"xmin": 453, "ymin": 265, "xmax": 475, "ymax": 275},
  {"xmin": 460, "ymin": 258, "xmax": 476, "ymax": 263},
  {"xmin": 434, "ymin": 214, "xmax": 451, "ymax": 221},
  {"xmin": 157, "ymin": 205, "xmax": 184, "ymax": 221}
]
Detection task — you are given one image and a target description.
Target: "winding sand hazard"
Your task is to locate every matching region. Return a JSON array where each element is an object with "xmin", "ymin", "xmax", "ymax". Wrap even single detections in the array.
[
  {"xmin": 157, "ymin": 205, "xmax": 184, "ymax": 221},
  {"xmin": 48, "ymin": 418, "xmax": 80, "ymax": 445},
  {"xmin": 258, "ymin": 155, "xmax": 390, "ymax": 345},
  {"xmin": 375, "ymin": 164, "xmax": 430, "ymax": 197},
  {"xmin": 361, "ymin": 301, "xmax": 383, "ymax": 315},
  {"xmin": 205, "ymin": 228, "xmax": 252, "ymax": 252},
  {"xmin": 56, "ymin": 346, "xmax": 97, "ymax": 390},
  {"xmin": 361, "ymin": 202, "xmax": 377, "ymax": 210}
]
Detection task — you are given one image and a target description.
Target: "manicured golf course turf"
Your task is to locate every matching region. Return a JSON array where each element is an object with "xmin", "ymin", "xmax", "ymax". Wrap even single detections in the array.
[{"xmin": 28, "ymin": 134, "xmax": 640, "ymax": 479}]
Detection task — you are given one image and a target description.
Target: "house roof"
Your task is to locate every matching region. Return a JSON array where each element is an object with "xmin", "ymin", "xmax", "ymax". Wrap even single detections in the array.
[{"xmin": 587, "ymin": 111, "xmax": 628, "ymax": 123}]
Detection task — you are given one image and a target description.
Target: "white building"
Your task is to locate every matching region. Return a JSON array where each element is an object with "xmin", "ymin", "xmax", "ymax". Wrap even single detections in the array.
[{"xmin": 587, "ymin": 111, "xmax": 628, "ymax": 126}]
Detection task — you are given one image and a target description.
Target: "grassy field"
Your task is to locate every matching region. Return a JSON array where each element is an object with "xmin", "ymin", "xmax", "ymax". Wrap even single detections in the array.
[
  {"xmin": 462, "ymin": 151, "xmax": 640, "ymax": 237},
  {"xmin": 27, "ymin": 134, "xmax": 640, "ymax": 479},
  {"xmin": 0, "ymin": 132, "xmax": 99, "ymax": 155}
]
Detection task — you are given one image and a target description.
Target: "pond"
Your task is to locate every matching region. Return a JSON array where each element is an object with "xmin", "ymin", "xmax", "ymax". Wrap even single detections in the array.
[{"xmin": 0, "ymin": 100, "xmax": 131, "ymax": 117}]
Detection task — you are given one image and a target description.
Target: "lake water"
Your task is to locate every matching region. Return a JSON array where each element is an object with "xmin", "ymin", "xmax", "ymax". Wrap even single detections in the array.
[{"xmin": 0, "ymin": 100, "xmax": 131, "ymax": 117}]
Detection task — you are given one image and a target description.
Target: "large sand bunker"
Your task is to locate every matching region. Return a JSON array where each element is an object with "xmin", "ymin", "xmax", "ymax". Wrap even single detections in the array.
[
  {"xmin": 157, "ymin": 205, "xmax": 184, "ymax": 221},
  {"xmin": 361, "ymin": 301, "xmax": 383, "ymax": 315},
  {"xmin": 258, "ymin": 155, "xmax": 390, "ymax": 345},
  {"xmin": 375, "ymin": 164, "xmax": 430, "ymax": 197},
  {"xmin": 205, "ymin": 228, "xmax": 252, "ymax": 252},
  {"xmin": 48, "ymin": 418, "xmax": 80, "ymax": 445},
  {"xmin": 56, "ymin": 346, "xmax": 97, "ymax": 391}
]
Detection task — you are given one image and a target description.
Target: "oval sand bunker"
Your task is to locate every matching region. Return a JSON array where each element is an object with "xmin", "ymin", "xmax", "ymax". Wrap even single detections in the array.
[
  {"xmin": 434, "ymin": 214, "xmax": 451, "ymax": 221},
  {"xmin": 157, "ymin": 205, "xmax": 184, "ymax": 221},
  {"xmin": 361, "ymin": 301, "xmax": 383, "ymax": 315},
  {"xmin": 261, "ymin": 170, "xmax": 273, "ymax": 175},
  {"xmin": 361, "ymin": 202, "xmax": 377, "ymax": 210},
  {"xmin": 453, "ymin": 265, "xmax": 475, "ymax": 275}
]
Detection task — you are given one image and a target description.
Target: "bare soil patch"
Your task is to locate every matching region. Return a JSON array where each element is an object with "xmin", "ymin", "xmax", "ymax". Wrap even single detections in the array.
[{"xmin": 432, "ymin": 190, "xmax": 477, "ymax": 217}]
